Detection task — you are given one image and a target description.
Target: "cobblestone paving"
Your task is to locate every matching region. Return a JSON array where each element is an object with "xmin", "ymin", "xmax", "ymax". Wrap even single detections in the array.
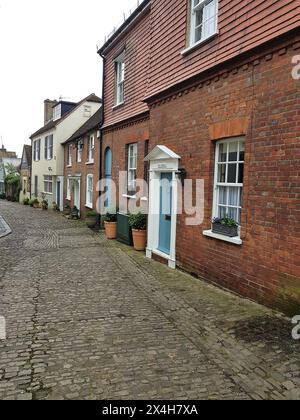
[{"xmin": 0, "ymin": 200, "xmax": 299, "ymax": 400}]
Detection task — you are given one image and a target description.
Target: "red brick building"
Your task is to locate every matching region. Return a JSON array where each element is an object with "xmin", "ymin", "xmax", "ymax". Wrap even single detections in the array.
[
  {"xmin": 98, "ymin": 0, "xmax": 300, "ymax": 314},
  {"xmin": 63, "ymin": 108, "xmax": 102, "ymax": 217}
]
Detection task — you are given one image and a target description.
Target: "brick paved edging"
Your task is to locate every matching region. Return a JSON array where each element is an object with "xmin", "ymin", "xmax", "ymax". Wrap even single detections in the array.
[{"xmin": 0, "ymin": 215, "xmax": 12, "ymax": 238}]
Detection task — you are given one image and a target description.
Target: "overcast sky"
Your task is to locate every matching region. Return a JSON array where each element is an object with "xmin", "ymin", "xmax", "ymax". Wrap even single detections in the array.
[{"xmin": 0, "ymin": 0, "xmax": 137, "ymax": 157}]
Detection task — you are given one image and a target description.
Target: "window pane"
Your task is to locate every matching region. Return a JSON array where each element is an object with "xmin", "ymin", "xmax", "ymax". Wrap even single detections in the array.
[
  {"xmin": 218, "ymin": 206, "xmax": 226, "ymax": 219},
  {"xmin": 228, "ymin": 142, "xmax": 238, "ymax": 161},
  {"xmin": 227, "ymin": 164, "xmax": 237, "ymax": 183},
  {"xmin": 228, "ymin": 187, "xmax": 239, "ymax": 207},
  {"xmin": 218, "ymin": 164, "xmax": 226, "ymax": 183},
  {"xmin": 239, "ymin": 142, "xmax": 245, "ymax": 161},
  {"xmin": 195, "ymin": 26, "xmax": 202, "ymax": 42},
  {"xmin": 195, "ymin": 9, "xmax": 203, "ymax": 26},
  {"xmin": 218, "ymin": 186, "xmax": 227, "ymax": 205},
  {"xmin": 238, "ymin": 163, "xmax": 244, "ymax": 184},
  {"xmin": 228, "ymin": 207, "xmax": 237, "ymax": 222},
  {"xmin": 218, "ymin": 143, "xmax": 227, "ymax": 162}
]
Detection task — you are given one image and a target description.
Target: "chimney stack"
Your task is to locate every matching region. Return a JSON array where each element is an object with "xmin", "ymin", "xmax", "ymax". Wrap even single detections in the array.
[{"xmin": 44, "ymin": 99, "xmax": 58, "ymax": 125}]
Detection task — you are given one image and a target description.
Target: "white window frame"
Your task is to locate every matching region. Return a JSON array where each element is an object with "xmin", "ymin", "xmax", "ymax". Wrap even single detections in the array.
[
  {"xmin": 212, "ymin": 138, "xmax": 245, "ymax": 233},
  {"xmin": 87, "ymin": 135, "xmax": 95, "ymax": 163},
  {"xmin": 33, "ymin": 139, "xmax": 41, "ymax": 161},
  {"xmin": 189, "ymin": 0, "xmax": 218, "ymax": 48},
  {"xmin": 44, "ymin": 175, "xmax": 53, "ymax": 194},
  {"xmin": 44, "ymin": 135, "xmax": 53, "ymax": 160},
  {"xmin": 66, "ymin": 177, "xmax": 71, "ymax": 200},
  {"xmin": 127, "ymin": 143, "xmax": 137, "ymax": 195},
  {"xmin": 86, "ymin": 174, "xmax": 93, "ymax": 208},
  {"xmin": 67, "ymin": 144, "xmax": 72, "ymax": 166},
  {"xmin": 53, "ymin": 104, "xmax": 61, "ymax": 121},
  {"xmin": 114, "ymin": 53, "xmax": 125, "ymax": 106},
  {"xmin": 77, "ymin": 140, "xmax": 83, "ymax": 163}
]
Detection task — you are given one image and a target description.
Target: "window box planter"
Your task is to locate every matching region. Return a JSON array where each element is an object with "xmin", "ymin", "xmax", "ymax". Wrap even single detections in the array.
[{"xmin": 212, "ymin": 222, "xmax": 238, "ymax": 238}]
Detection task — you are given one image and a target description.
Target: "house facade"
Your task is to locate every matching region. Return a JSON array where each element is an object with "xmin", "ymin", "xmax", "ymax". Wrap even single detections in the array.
[
  {"xmin": 19, "ymin": 145, "xmax": 32, "ymax": 202},
  {"xmin": 98, "ymin": 0, "xmax": 151, "ymax": 220},
  {"xmin": 98, "ymin": 0, "xmax": 300, "ymax": 314},
  {"xmin": 63, "ymin": 109, "xmax": 102, "ymax": 217},
  {"xmin": 30, "ymin": 94, "xmax": 101, "ymax": 210}
]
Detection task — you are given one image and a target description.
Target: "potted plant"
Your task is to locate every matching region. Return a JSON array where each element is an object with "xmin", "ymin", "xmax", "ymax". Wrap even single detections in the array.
[
  {"xmin": 85, "ymin": 210, "xmax": 97, "ymax": 229},
  {"xmin": 23, "ymin": 197, "xmax": 30, "ymax": 205},
  {"xmin": 52, "ymin": 202, "xmax": 59, "ymax": 211},
  {"xmin": 41, "ymin": 200, "xmax": 48, "ymax": 211},
  {"xmin": 103, "ymin": 211, "xmax": 117, "ymax": 239},
  {"xmin": 128, "ymin": 212, "xmax": 147, "ymax": 251},
  {"xmin": 63, "ymin": 203, "xmax": 71, "ymax": 216},
  {"xmin": 71, "ymin": 206, "xmax": 79, "ymax": 219},
  {"xmin": 212, "ymin": 216, "xmax": 239, "ymax": 238},
  {"xmin": 29, "ymin": 198, "xmax": 39, "ymax": 208}
]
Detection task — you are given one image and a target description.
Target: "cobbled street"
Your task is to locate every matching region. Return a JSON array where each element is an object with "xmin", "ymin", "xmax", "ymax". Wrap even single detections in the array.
[{"xmin": 0, "ymin": 200, "xmax": 299, "ymax": 400}]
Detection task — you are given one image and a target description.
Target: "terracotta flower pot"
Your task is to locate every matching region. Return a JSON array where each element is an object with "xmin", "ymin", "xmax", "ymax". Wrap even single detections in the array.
[
  {"xmin": 33, "ymin": 203, "xmax": 40, "ymax": 209},
  {"xmin": 132, "ymin": 229, "xmax": 147, "ymax": 251},
  {"xmin": 104, "ymin": 221, "xmax": 117, "ymax": 239},
  {"xmin": 86, "ymin": 217, "xmax": 97, "ymax": 229}
]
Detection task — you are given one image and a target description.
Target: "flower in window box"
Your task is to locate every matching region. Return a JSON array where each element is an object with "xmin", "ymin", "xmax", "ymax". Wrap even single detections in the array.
[{"xmin": 212, "ymin": 216, "xmax": 239, "ymax": 238}]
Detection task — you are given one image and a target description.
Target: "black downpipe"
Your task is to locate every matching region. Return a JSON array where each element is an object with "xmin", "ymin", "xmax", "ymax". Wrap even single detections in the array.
[{"xmin": 96, "ymin": 51, "xmax": 106, "ymax": 229}]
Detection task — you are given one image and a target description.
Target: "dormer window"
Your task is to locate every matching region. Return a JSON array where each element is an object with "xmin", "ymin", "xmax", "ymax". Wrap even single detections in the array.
[
  {"xmin": 114, "ymin": 52, "xmax": 125, "ymax": 106},
  {"xmin": 189, "ymin": 0, "xmax": 218, "ymax": 47},
  {"xmin": 53, "ymin": 104, "xmax": 62, "ymax": 121}
]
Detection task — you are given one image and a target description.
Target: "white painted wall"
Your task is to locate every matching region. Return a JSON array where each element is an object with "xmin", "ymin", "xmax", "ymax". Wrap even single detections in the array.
[{"xmin": 31, "ymin": 100, "xmax": 101, "ymax": 206}]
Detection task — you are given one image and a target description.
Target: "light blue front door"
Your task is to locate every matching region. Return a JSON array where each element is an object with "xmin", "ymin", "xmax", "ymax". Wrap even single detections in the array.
[
  {"xmin": 104, "ymin": 148, "xmax": 112, "ymax": 208},
  {"xmin": 158, "ymin": 172, "xmax": 172, "ymax": 254}
]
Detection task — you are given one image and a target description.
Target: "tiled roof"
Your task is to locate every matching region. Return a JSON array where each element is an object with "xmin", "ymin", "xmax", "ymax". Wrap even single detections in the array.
[{"xmin": 30, "ymin": 94, "xmax": 102, "ymax": 139}]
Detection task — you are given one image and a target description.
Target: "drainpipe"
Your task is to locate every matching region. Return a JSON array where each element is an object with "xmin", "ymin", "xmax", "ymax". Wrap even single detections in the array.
[{"xmin": 96, "ymin": 50, "xmax": 106, "ymax": 229}]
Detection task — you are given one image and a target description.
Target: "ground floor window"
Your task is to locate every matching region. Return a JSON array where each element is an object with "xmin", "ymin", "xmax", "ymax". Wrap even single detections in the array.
[
  {"xmin": 44, "ymin": 175, "xmax": 53, "ymax": 194},
  {"xmin": 213, "ymin": 138, "xmax": 245, "ymax": 225},
  {"xmin": 86, "ymin": 175, "xmax": 93, "ymax": 208},
  {"xmin": 66, "ymin": 178, "xmax": 71, "ymax": 200},
  {"xmin": 127, "ymin": 143, "xmax": 137, "ymax": 195},
  {"xmin": 0, "ymin": 182, "xmax": 4, "ymax": 193}
]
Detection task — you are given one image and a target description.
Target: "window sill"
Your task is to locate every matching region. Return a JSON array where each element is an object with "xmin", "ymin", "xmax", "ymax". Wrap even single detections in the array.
[
  {"xmin": 86, "ymin": 161, "xmax": 94, "ymax": 165},
  {"xmin": 181, "ymin": 32, "xmax": 218, "ymax": 56},
  {"xmin": 122, "ymin": 194, "xmax": 136, "ymax": 199},
  {"xmin": 85, "ymin": 203, "xmax": 93, "ymax": 209},
  {"xmin": 203, "ymin": 230, "xmax": 242, "ymax": 245},
  {"xmin": 67, "ymin": 165, "xmax": 72, "ymax": 168},
  {"xmin": 112, "ymin": 102, "xmax": 125, "ymax": 111}
]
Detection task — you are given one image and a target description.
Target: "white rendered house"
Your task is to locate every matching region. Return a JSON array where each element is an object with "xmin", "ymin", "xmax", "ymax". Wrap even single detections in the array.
[{"xmin": 30, "ymin": 94, "xmax": 101, "ymax": 210}]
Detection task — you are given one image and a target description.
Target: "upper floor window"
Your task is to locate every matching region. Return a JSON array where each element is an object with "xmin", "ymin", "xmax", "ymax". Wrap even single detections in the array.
[
  {"xmin": 127, "ymin": 143, "xmax": 137, "ymax": 195},
  {"xmin": 77, "ymin": 140, "xmax": 83, "ymax": 163},
  {"xmin": 67, "ymin": 144, "xmax": 72, "ymax": 166},
  {"xmin": 213, "ymin": 138, "xmax": 245, "ymax": 227},
  {"xmin": 33, "ymin": 139, "xmax": 41, "ymax": 161},
  {"xmin": 44, "ymin": 135, "xmax": 53, "ymax": 160},
  {"xmin": 53, "ymin": 104, "xmax": 62, "ymax": 121},
  {"xmin": 44, "ymin": 175, "xmax": 53, "ymax": 194},
  {"xmin": 86, "ymin": 174, "xmax": 94, "ymax": 208},
  {"xmin": 189, "ymin": 0, "xmax": 218, "ymax": 47},
  {"xmin": 115, "ymin": 53, "xmax": 125, "ymax": 106},
  {"xmin": 87, "ymin": 135, "xmax": 95, "ymax": 163}
]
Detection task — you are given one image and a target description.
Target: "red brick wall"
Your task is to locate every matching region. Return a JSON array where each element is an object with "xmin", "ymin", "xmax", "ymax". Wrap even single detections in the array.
[
  {"xmin": 102, "ymin": 118, "xmax": 150, "ymax": 200},
  {"xmin": 146, "ymin": 0, "xmax": 300, "ymax": 99},
  {"xmin": 64, "ymin": 129, "xmax": 100, "ymax": 216},
  {"xmin": 148, "ymin": 42, "xmax": 300, "ymax": 315}
]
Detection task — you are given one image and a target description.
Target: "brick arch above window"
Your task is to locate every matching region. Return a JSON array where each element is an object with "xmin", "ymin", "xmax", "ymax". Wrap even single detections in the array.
[{"xmin": 209, "ymin": 118, "xmax": 250, "ymax": 141}]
